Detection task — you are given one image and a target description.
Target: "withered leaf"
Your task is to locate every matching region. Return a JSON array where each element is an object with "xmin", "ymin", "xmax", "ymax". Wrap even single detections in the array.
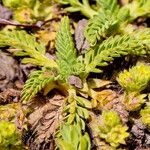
[
  {"xmin": 68, "ymin": 75, "xmax": 83, "ymax": 89},
  {"xmin": 0, "ymin": 4, "xmax": 12, "ymax": 20},
  {"xmin": 24, "ymin": 93, "xmax": 64, "ymax": 150},
  {"xmin": 88, "ymin": 78, "xmax": 112, "ymax": 89},
  {"xmin": 91, "ymin": 89, "xmax": 117, "ymax": 110},
  {"xmin": 75, "ymin": 19, "xmax": 89, "ymax": 53}
]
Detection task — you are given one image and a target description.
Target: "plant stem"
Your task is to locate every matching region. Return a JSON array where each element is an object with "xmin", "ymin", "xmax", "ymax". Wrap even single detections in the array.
[{"xmin": 81, "ymin": 6, "xmax": 98, "ymax": 18}]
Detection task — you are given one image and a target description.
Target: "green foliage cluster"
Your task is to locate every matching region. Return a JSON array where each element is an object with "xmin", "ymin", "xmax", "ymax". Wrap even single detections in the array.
[
  {"xmin": 55, "ymin": 17, "xmax": 84, "ymax": 81},
  {"xmin": 84, "ymin": 0, "xmax": 130, "ymax": 45},
  {"xmin": 0, "ymin": 120, "xmax": 22, "ymax": 149},
  {"xmin": 57, "ymin": 0, "xmax": 150, "ymax": 20},
  {"xmin": 0, "ymin": 103, "xmax": 21, "ymax": 121},
  {"xmin": 140, "ymin": 102, "xmax": 150, "ymax": 128},
  {"xmin": 56, "ymin": 124, "xmax": 90, "ymax": 150},
  {"xmin": 0, "ymin": 16, "xmax": 149, "ymax": 149},
  {"xmin": 117, "ymin": 64, "xmax": 150, "ymax": 111},
  {"xmin": 123, "ymin": 92, "xmax": 146, "ymax": 111},
  {"xmin": 117, "ymin": 63, "xmax": 150, "ymax": 93},
  {"xmin": 55, "ymin": 0, "xmax": 98, "ymax": 18},
  {"xmin": 2, "ymin": 0, "xmax": 53, "ymax": 23},
  {"xmin": 0, "ymin": 0, "xmax": 149, "ymax": 149},
  {"xmin": 125, "ymin": 0, "xmax": 150, "ymax": 20},
  {"xmin": 21, "ymin": 67, "xmax": 56, "ymax": 102},
  {"xmin": 57, "ymin": 0, "xmax": 150, "ymax": 46},
  {"xmin": 84, "ymin": 33, "xmax": 149, "ymax": 74},
  {"xmin": 98, "ymin": 111, "xmax": 129, "ymax": 148},
  {"xmin": 0, "ymin": 30, "xmax": 57, "ymax": 68}
]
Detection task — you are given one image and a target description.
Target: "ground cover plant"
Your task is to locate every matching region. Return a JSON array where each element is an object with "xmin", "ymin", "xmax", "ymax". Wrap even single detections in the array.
[{"xmin": 0, "ymin": 0, "xmax": 149, "ymax": 149}]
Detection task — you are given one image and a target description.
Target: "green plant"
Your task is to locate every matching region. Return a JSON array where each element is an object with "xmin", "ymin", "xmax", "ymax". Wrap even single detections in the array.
[
  {"xmin": 125, "ymin": 0, "xmax": 150, "ymax": 20},
  {"xmin": 117, "ymin": 63, "xmax": 150, "ymax": 93},
  {"xmin": 56, "ymin": 0, "xmax": 98, "ymax": 18},
  {"xmin": 57, "ymin": 0, "xmax": 150, "ymax": 47},
  {"xmin": 0, "ymin": 103, "xmax": 22, "ymax": 121},
  {"xmin": 0, "ymin": 15, "xmax": 149, "ymax": 149},
  {"xmin": 117, "ymin": 63, "xmax": 150, "ymax": 111},
  {"xmin": 0, "ymin": 30, "xmax": 57, "ymax": 68},
  {"xmin": 0, "ymin": 120, "xmax": 22, "ymax": 149},
  {"xmin": 84, "ymin": 0, "xmax": 130, "ymax": 45},
  {"xmin": 2, "ymin": 0, "xmax": 53, "ymax": 23},
  {"xmin": 122, "ymin": 92, "xmax": 146, "ymax": 111},
  {"xmin": 140, "ymin": 103, "xmax": 150, "ymax": 128},
  {"xmin": 57, "ymin": 0, "xmax": 150, "ymax": 20},
  {"xmin": 84, "ymin": 32, "xmax": 149, "ymax": 74},
  {"xmin": 56, "ymin": 123, "xmax": 91, "ymax": 150},
  {"xmin": 2, "ymin": 0, "xmax": 23, "ymax": 8},
  {"xmin": 97, "ymin": 110, "xmax": 129, "ymax": 148}
]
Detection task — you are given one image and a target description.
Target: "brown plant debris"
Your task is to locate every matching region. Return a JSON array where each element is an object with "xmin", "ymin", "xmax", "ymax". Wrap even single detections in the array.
[
  {"xmin": 127, "ymin": 119, "xmax": 150, "ymax": 150},
  {"xmin": 0, "ymin": 88, "xmax": 20, "ymax": 104},
  {"xmin": 0, "ymin": 51, "xmax": 23, "ymax": 91},
  {"xmin": 23, "ymin": 92, "xmax": 64, "ymax": 150},
  {"xmin": 0, "ymin": 4, "xmax": 12, "ymax": 20},
  {"xmin": 75, "ymin": 19, "xmax": 89, "ymax": 54}
]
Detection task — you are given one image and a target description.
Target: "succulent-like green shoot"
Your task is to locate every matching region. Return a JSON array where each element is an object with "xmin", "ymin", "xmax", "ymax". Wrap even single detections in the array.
[
  {"xmin": 117, "ymin": 64, "xmax": 150, "ymax": 93},
  {"xmin": 0, "ymin": 120, "xmax": 22, "ymax": 149},
  {"xmin": 140, "ymin": 103, "xmax": 150, "ymax": 128},
  {"xmin": 98, "ymin": 110, "xmax": 129, "ymax": 148}
]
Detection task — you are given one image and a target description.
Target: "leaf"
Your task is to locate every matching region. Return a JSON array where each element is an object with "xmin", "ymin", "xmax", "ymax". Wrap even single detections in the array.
[
  {"xmin": 0, "ymin": 30, "xmax": 58, "ymax": 68},
  {"xmin": 77, "ymin": 106, "xmax": 89, "ymax": 119},
  {"xmin": 91, "ymin": 89, "xmax": 117, "ymax": 110},
  {"xmin": 0, "ymin": 120, "xmax": 21, "ymax": 148},
  {"xmin": 76, "ymin": 96, "xmax": 92, "ymax": 108},
  {"xmin": 140, "ymin": 103, "xmax": 150, "ymax": 128},
  {"xmin": 56, "ymin": 0, "xmax": 98, "ymax": 18},
  {"xmin": 133, "ymin": 28, "xmax": 150, "ymax": 49},
  {"xmin": 123, "ymin": 92, "xmax": 146, "ymax": 111},
  {"xmin": 56, "ymin": 124, "xmax": 91, "ymax": 150},
  {"xmin": 56, "ymin": 16, "xmax": 79, "ymax": 80},
  {"xmin": 87, "ymin": 78, "xmax": 111, "ymax": 89},
  {"xmin": 79, "ymin": 133, "xmax": 91, "ymax": 150},
  {"xmin": 84, "ymin": 34, "xmax": 148, "ymax": 74},
  {"xmin": 84, "ymin": 11, "xmax": 118, "ymax": 45},
  {"xmin": 125, "ymin": 0, "xmax": 150, "ymax": 20},
  {"xmin": 56, "ymin": 140, "xmax": 75, "ymax": 150},
  {"xmin": 97, "ymin": 0, "xmax": 119, "ymax": 14},
  {"xmin": 84, "ymin": 0, "xmax": 130, "ymax": 46},
  {"xmin": 21, "ymin": 67, "xmax": 56, "ymax": 102}
]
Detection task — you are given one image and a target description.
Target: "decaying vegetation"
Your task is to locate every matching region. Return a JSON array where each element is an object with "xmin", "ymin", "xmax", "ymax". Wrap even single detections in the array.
[{"xmin": 0, "ymin": 0, "xmax": 149, "ymax": 150}]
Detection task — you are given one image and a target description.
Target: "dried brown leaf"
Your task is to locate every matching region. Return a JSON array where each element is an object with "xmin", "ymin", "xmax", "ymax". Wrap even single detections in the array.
[
  {"xmin": 24, "ymin": 92, "xmax": 64, "ymax": 150},
  {"xmin": 0, "ymin": 4, "xmax": 12, "ymax": 20},
  {"xmin": 91, "ymin": 89, "xmax": 117, "ymax": 110},
  {"xmin": 75, "ymin": 19, "xmax": 89, "ymax": 54}
]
